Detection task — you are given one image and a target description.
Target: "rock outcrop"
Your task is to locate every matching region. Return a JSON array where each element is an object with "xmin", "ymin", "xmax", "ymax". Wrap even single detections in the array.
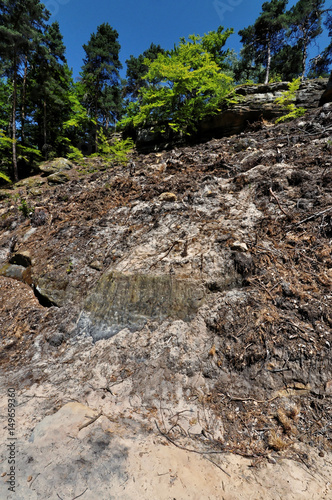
[
  {"xmin": 320, "ymin": 70, "xmax": 332, "ymax": 105},
  {"xmin": 136, "ymin": 78, "xmax": 329, "ymax": 150}
]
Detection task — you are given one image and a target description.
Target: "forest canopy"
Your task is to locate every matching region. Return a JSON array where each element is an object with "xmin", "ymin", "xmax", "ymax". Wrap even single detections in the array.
[{"xmin": 0, "ymin": 0, "xmax": 331, "ymax": 181}]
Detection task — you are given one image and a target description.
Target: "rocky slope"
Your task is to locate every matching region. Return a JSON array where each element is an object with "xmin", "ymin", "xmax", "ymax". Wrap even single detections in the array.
[{"xmin": 0, "ymin": 101, "xmax": 331, "ymax": 499}]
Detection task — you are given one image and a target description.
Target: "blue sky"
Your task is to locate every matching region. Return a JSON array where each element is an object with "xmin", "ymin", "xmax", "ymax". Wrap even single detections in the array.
[{"xmin": 45, "ymin": 0, "xmax": 331, "ymax": 80}]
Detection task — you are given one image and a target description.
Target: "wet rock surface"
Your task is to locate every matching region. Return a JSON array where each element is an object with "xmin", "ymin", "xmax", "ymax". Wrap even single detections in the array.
[
  {"xmin": 0, "ymin": 104, "xmax": 331, "ymax": 498},
  {"xmin": 80, "ymin": 272, "xmax": 206, "ymax": 340}
]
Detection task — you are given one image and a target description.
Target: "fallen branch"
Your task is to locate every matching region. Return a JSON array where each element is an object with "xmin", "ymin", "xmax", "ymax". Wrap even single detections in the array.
[
  {"xmin": 155, "ymin": 421, "xmax": 225, "ymax": 456},
  {"xmin": 222, "ymin": 392, "xmax": 279, "ymax": 404},
  {"xmin": 289, "ymin": 206, "xmax": 332, "ymax": 227}
]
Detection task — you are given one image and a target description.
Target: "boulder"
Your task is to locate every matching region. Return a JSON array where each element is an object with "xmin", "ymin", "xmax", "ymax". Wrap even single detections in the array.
[
  {"xmin": 0, "ymin": 263, "xmax": 26, "ymax": 281},
  {"xmin": 47, "ymin": 171, "xmax": 70, "ymax": 185},
  {"xmin": 297, "ymin": 78, "xmax": 329, "ymax": 108},
  {"xmin": 39, "ymin": 157, "xmax": 74, "ymax": 175},
  {"xmin": 136, "ymin": 79, "xmax": 328, "ymax": 151}
]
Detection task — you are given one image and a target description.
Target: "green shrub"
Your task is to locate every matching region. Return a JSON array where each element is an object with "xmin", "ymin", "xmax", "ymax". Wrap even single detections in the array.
[
  {"xmin": 275, "ymin": 77, "xmax": 306, "ymax": 123},
  {"xmin": 0, "ymin": 171, "xmax": 11, "ymax": 184},
  {"xmin": 66, "ymin": 145, "xmax": 84, "ymax": 163},
  {"xmin": 18, "ymin": 198, "xmax": 34, "ymax": 218},
  {"xmin": 91, "ymin": 130, "xmax": 134, "ymax": 166}
]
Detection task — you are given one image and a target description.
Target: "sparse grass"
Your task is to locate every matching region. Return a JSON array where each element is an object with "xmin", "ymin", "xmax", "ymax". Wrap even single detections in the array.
[{"xmin": 268, "ymin": 430, "xmax": 290, "ymax": 451}]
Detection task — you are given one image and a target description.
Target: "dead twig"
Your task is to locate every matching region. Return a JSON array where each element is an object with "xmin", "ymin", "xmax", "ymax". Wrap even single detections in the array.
[
  {"xmin": 28, "ymin": 473, "xmax": 40, "ymax": 488},
  {"xmin": 204, "ymin": 457, "xmax": 231, "ymax": 477},
  {"xmin": 155, "ymin": 421, "xmax": 225, "ymax": 456},
  {"xmin": 222, "ymin": 392, "xmax": 279, "ymax": 404},
  {"xmin": 149, "ymin": 241, "xmax": 179, "ymax": 268},
  {"xmin": 289, "ymin": 206, "xmax": 332, "ymax": 227},
  {"xmin": 72, "ymin": 488, "xmax": 89, "ymax": 500},
  {"xmin": 254, "ymin": 279, "xmax": 275, "ymax": 301},
  {"xmin": 78, "ymin": 412, "xmax": 102, "ymax": 431},
  {"xmin": 269, "ymin": 188, "xmax": 288, "ymax": 216}
]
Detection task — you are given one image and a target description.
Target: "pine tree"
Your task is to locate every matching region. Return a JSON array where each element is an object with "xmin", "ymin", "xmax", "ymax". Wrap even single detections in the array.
[
  {"xmin": 125, "ymin": 43, "xmax": 165, "ymax": 99},
  {"xmin": 309, "ymin": 10, "xmax": 332, "ymax": 76},
  {"xmin": 239, "ymin": 0, "xmax": 288, "ymax": 84},
  {"xmin": 80, "ymin": 23, "xmax": 122, "ymax": 152},
  {"xmin": 270, "ymin": 42, "xmax": 303, "ymax": 80},
  {"xmin": 0, "ymin": 0, "xmax": 49, "ymax": 180},
  {"xmin": 285, "ymin": 0, "xmax": 325, "ymax": 79},
  {"xmin": 27, "ymin": 21, "xmax": 72, "ymax": 158}
]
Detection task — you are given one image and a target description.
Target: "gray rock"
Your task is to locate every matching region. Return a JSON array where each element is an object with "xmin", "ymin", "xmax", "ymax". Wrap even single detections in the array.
[
  {"xmin": 231, "ymin": 241, "xmax": 248, "ymax": 252},
  {"xmin": 319, "ymin": 71, "xmax": 332, "ymax": 105},
  {"xmin": 0, "ymin": 263, "xmax": 26, "ymax": 281},
  {"xmin": 45, "ymin": 331, "xmax": 65, "ymax": 347},
  {"xmin": 47, "ymin": 171, "xmax": 70, "ymax": 185},
  {"xmin": 78, "ymin": 271, "xmax": 206, "ymax": 340},
  {"xmin": 233, "ymin": 138, "xmax": 257, "ymax": 152},
  {"xmin": 39, "ymin": 157, "xmax": 74, "ymax": 175},
  {"xmin": 29, "ymin": 187, "xmax": 44, "ymax": 196},
  {"xmin": 89, "ymin": 260, "xmax": 103, "ymax": 271}
]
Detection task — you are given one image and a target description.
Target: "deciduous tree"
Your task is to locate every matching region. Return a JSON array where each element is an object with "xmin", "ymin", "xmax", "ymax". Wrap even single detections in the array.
[{"xmin": 119, "ymin": 28, "xmax": 235, "ymax": 136}]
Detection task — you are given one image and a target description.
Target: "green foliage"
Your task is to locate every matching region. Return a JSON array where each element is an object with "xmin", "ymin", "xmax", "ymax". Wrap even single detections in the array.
[
  {"xmin": 125, "ymin": 43, "xmax": 165, "ymax": 99},
  {"xmin": 80, "ymin": 23, "xmax": 123, "ymax": 152},
  {"xmin": 0, "ymin": 129, "xmax": 40, "ymax": 177},
  {"xmin": 27, "ymin": 22, "xmax": 73, "ymax": 158},
  {"xmin": 239, "ymin": 0, "xmax": 288, "ymax": 84},
  {"xmin": 119, "ymin": 28, "xmax": 235, "ymax": 136},
  {"xmin": 90, "ymin": 130, "xmax": 134, "ymax": 165},
  {"xmin": 66, "ymin": 144, "xmax": 84, "ymax": 163},
  {"xmin": 0, "ymin": 171, "xmax": 11, "ymax": 184},
  {"xmin": 276, "ymin": 106, "xmax": 306, "ymax": 123},
  {"xmin": 285, "ymin": 0, "xmax": 325, "ymax": 78},
  {"xmin": 275, "ymin": 77, "xmax": 306, "ymax": 122},
  {"xmin": 270, "ymin": 42, "xmax": 303, "ymax": 81},
  {"xmin": 0, "ymin": 128, "xmax": 13, "ymax": 151},
  {"xmin": 309, "ymin": 11, "xmax": 332, "ymax": 76},
  {"xmin": 269, "ymin": 74, "xmax": 282, "ymax": 82},
  {"xmin": 0, "ymin": 0, "xmax": 50, "ymax": 180},
  {"xmin": 18, "ymin": 198, "xmax": 34, "ymax": 218}
]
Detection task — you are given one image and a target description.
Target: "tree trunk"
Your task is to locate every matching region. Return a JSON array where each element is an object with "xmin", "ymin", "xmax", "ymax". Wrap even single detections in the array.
[
  {"xmin": 95, "ymin": 118, "xmax": 98, "ymax": 153},
  {"xmin": 264, "ymin": 39, "xmax": 271, "ymax": 85},
  {"xmin": 301, "ymin": 34, "xmax": 308, "ymax": 81},
  {"xmin": 43, "ymin": 98, "xmax": 47, "ymax": 157},
  {"xmin": 94, "ymin": 78, "xmax": 99, "ymax": 153},
  {"xmin": 12, "ymin": 55, "xmax": 18, "ymax": 182},
  {"xmin": 21, "ymin": 55, "xmax": 28, "ymax": 145}
]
